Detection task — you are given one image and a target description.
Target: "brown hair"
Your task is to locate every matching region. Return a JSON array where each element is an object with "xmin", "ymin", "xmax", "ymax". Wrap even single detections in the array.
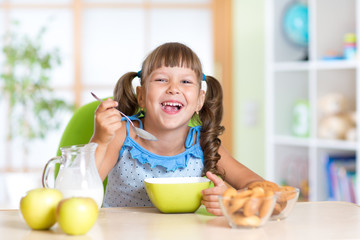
[{"xmin": 113, "ymin": 42, "xmax": 225, "ymax": 178}]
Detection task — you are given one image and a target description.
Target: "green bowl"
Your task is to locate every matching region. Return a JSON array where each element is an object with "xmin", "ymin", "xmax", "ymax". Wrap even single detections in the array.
[{"xmin": 144, "ymin": 177, "xmax": 211, "ymax": 213}]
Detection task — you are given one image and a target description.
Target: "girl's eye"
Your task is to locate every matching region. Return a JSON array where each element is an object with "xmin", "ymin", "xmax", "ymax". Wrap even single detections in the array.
[
  {"xmin": 181, "ymin": 80, "xmax": 193, "ymax": 84},
  {"xmin": 155, "ymin": 78, "xmax": 167, "ymax": 82}
]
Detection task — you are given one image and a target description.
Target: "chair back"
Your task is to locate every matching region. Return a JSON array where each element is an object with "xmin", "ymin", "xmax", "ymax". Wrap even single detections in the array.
[
  {"xmin": 55, "ymin": 100, "xmax": 108, "ymax": 191},
  {"xmin": 56, "ymin": 100, "xmax": 100, "ymax": 156}
]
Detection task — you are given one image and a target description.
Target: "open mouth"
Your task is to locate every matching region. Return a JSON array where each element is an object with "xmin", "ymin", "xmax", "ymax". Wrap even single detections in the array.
[{"xmin": 161, "ymin": 102, "xmax": 184, "ymax": 113}]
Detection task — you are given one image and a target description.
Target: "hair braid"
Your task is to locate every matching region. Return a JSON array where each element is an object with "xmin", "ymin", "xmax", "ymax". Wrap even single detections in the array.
[{"xmin": 199, "ymin": 76, "xmax": 225, "ymax": 178}]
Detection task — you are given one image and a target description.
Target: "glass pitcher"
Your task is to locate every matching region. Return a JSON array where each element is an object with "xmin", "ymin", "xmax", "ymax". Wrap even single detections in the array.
[{"xmin": 42, "ymin": 143, "xmax": 104, "ymax": 208}]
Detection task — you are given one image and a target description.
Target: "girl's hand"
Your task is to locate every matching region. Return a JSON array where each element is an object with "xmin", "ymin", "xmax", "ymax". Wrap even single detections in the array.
[
  {"xmin": 92, "ymin": 98, "xmax": 122, "ymax": 145},
  {"xmin": 201, "ymin": 171, "xmax": 229, "ymax": 216}
]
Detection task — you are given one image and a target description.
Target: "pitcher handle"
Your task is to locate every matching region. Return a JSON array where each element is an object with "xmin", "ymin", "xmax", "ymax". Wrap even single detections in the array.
[{"xmin": 42, "ymin": 156, "xmax": 62, "ymax": 188}]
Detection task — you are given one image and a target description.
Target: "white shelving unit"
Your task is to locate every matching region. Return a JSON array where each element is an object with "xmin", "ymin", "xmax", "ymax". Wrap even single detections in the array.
[{"xmin": 265, "ymin": 0, "xmax": 360, "ymax": 202}]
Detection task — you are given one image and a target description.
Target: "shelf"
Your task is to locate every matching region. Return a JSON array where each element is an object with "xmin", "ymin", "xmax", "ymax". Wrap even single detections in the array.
[
  {"xmin": 273, "ymin": 59, "xmax": 357, "ymax": 72},
  {"xmin": 274, "ymin": 62, "xmax": 310, "ymax": 72},
  {"xmin": 315, "ymin": 60, "xmax": 357, "ymax": 70},
  {"xmin": 266, "ymin": 0, "xmax": 359, "ymax": 204},
  {"xmin": 316, "ymin": 139, "xmax": 358, "ymax": 150},
  {"xmin": 274, "ymin": 136, "xmax": 358, "ymax": 150},
  {"xmin": 274, "ymin": 135, "xmax": 311, "ymax": 147}
]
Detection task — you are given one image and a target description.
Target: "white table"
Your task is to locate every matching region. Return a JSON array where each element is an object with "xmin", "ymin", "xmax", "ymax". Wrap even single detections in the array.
[{"xmin": 1, "ymin": 201, "xmax": 360, "ymax": 239}]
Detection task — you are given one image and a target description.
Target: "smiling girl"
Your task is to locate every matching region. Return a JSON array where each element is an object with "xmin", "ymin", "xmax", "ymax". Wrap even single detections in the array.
[{"xmin": 90, "ymin": 42, "xmax": 263, "ymax": 215}]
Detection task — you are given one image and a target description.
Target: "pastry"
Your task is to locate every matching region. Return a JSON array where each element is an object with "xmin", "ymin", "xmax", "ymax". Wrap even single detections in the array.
[{"xmin": 247, "ymin": 180, "xmax": 280, "ymax": 192}]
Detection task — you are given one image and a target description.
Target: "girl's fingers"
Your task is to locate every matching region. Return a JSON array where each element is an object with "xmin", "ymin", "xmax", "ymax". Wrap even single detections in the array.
[
  {"xmin": 96, "ymin": 108, "xmax": 121, "ymax": 124},
  {"xmin": 201, "ymin": 172, "xmax": 230, "ymax": 217},
  {"xmin": 202, "ymin": 196, "xmax": 224, "ymax": 216},
  {"xmin": 97, "ymin": 98, "xmax": 118, "ymax": 112},
  {"xmin": 201, "ymin": 193, "xmax": 219, "ymax": 202},
  {"xmin": 202, "ymin": 186, "xmax": 224, "ymax": 196},
  {"xmin": 202, "ymin": 180, "xmax": 228, "ymax": 198},
  {"xmin": 97, "ymin": 115, "xmax": 122, "ymax": 134},
  {"xmin": 99, "ymin": 111, "xmax": 122, "ymax": 125},
  {"xmin": 205, "ymin": 207, "xmax": 223, "ymax": 216},
  {"xmin": 206, "ymin": 171, "xmax": 225, "ymax": 187},
  {"xmin": 93, "ymin": 102, "xmax": 123, "ymax": 144},
  {"xmin": 201, "ymin": 199, "xmax": 220, "ymax": 209}
]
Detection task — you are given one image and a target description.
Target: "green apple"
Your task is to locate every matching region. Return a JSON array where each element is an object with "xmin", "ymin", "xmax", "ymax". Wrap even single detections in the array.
[
  {"xmin": 20, "ymin": 188, "xmax": 63, "ymax": 230},
  {"xmin": 56, "ymin": 197, "xmax": 98, "ymax": 235}
]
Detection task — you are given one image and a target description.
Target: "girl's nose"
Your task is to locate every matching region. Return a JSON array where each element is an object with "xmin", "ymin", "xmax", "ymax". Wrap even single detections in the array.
[{"xmin": 166, "ymin": 82, "xmax": 180, "ymax": 94}]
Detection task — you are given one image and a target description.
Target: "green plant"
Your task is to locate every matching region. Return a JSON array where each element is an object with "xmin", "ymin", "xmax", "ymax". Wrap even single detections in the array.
[{"xmin": 0, "ymin": 22, "xmax": 74, "ymax": 165}]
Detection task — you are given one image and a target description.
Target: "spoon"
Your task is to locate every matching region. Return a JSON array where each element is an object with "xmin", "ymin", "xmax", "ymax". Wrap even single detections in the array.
[{"xmin": 91, "ymin": 92, "xmax": 158, "ymax": 141}]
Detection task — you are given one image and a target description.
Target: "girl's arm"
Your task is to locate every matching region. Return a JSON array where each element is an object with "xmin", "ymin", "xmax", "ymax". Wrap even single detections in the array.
[
  {"xmin": 92, "ymin": 128, "xmax": 125, "ymax": 181},
  {"xmin": 217, "ymin": 145, "xmax": 264, "ymax": 189},
  {"xmin": 201, "ymin": 145, "xmax": 264, "ymax": 216},
  {"xmin": 90, "ymin": 98, "xmax": 125, "ymax": 181}
]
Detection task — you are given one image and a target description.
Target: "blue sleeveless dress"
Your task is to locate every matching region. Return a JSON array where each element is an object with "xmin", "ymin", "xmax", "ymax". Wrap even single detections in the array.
[{"xmin": 102, "ymin": 114, "xmax": 204, "ymax": 207}]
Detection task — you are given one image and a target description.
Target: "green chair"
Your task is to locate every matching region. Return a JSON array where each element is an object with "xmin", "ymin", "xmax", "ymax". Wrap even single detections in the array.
[{"xmin": 55, "ymin": 100, "xmax": 108, "ymax": 191}]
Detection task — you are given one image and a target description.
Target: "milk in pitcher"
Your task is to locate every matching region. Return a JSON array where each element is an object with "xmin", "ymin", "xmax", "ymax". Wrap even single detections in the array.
[{"xmin": 55, "ymin": 168, "xmax": 104, "ymax": 208}]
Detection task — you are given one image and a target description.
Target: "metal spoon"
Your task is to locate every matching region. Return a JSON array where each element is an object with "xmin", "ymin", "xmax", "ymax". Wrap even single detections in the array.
[{"xmin": 91, "ymin": 92, "xmax": 158, "ymax": 141}]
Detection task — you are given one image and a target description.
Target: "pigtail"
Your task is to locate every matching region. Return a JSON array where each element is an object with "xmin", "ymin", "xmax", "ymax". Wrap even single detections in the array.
[
  {"xmin": 113, "ymin": 72, "xmax": 139, "ymax": 116},
  {"xmin": 199, "ymin": 75, "xmax": 225, "ymax": 179}
]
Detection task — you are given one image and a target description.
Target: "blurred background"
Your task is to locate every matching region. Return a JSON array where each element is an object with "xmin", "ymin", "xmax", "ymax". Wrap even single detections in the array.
[
  {"xmin": 1, "ymin": 0, "xmax": 358, "ymax": 208},
  {"xmin": 1, "ymin": 0, "xmax": 265, "ymax": 208}
]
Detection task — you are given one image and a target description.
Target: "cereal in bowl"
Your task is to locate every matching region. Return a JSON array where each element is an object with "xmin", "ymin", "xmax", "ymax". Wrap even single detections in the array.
[
  {"xmin": 219, "ymin": 187, "xmax": 276, "ymax": 228},
  {"xmin": 248, "ymin": 181, "xmax": 300, "ymax": 220}
]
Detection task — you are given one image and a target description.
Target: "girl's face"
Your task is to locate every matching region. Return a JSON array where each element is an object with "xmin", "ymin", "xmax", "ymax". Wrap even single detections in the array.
[{"xmin": 137, "ymin": 66, "xmax": 205, "ymax": 130}]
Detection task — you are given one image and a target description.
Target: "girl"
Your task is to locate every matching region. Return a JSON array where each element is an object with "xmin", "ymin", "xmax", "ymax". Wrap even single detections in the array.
[{"xmin": 90, "ymin": 42, "xmax": 263, "ymax": 215}]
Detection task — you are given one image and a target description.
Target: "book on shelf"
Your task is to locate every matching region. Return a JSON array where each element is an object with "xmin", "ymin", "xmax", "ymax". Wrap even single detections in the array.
[{"xmin": 325, "ymin": 154, "xmax": 356, "ymax": 203}]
